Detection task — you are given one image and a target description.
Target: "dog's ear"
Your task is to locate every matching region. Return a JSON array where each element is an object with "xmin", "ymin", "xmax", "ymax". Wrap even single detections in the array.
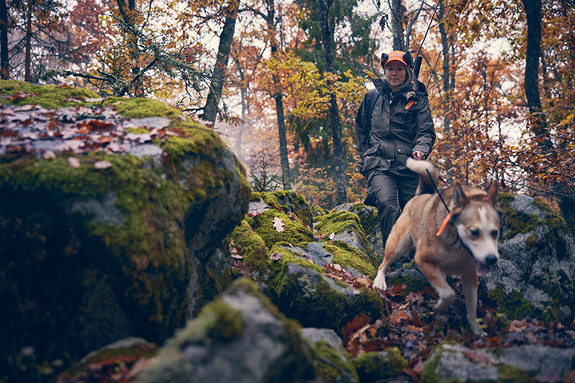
[
  {"xmin": 449, "ymin": 183, "xmax": 468, "ymax": 224},
  {"xmin": 486, "ymin": 180, "xmax": 499, "ymax": 203},
  {"xmin": 452, "ymin": 183, "xmax": 469, "ymax": 207}
]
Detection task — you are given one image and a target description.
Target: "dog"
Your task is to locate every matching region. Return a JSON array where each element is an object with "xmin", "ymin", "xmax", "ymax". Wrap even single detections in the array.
[{"xmin": 372, "ymin": 158, "xmax": 501, "ymax": 335}]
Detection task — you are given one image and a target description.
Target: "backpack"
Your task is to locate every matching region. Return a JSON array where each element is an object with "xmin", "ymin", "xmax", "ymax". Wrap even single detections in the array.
[{"xmin": 366, "ymin": 88, "xmax": 380, "ymax": 128}]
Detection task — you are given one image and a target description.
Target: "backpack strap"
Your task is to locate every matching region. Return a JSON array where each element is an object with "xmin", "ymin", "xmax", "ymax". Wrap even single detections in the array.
[{"xmin": 367, "ymin": 88, "xmax": 380, "ymax": 126}]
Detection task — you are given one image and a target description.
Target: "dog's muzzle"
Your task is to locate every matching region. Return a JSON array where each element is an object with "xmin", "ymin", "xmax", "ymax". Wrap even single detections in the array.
[{"xmin": 476, "ymin": 254, "xmax": 498, "ymax": 277}]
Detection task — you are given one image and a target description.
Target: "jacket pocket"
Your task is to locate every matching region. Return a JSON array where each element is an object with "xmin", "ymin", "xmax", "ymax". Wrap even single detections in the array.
[
  {"xmin": 361, "ymin": 143, "xmax": 390, "ymax": 176},
  {"xmin": 396, "ymin": 143, "xmax": 414, "ymax": 170},
  {"xmin": 362, "ymin": 143, "xmax": 380, "ymax": 157}
]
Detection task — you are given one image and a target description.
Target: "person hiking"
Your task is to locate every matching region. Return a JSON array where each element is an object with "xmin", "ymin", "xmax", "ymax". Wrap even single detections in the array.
[{"xmin": 355, "ymin": 50, "xmax": 436, "ymax": 249}]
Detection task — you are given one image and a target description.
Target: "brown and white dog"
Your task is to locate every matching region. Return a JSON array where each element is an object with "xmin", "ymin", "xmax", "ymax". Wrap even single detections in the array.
[{"xmin": 373, "ymin": 158, "xmax": 501, "ymax": 334}]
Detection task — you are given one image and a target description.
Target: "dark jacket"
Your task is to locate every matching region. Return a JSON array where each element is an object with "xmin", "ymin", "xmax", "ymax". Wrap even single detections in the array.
[{"xmin": 356, "ymin": 78, "xmax": 436, "ymax": 178}]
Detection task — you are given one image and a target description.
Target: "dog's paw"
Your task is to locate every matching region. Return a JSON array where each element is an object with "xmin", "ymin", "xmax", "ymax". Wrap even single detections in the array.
[
  {"xmin": 469, "ymin": 318, "xmax": 487, "ymax": 336},
  {"xmin": 372, "ymin": 271, "xmax": 387, "ymax": 291},
  {"xmin": 434, "ymin": 294, "xmax": 455, "ymax": 312}
]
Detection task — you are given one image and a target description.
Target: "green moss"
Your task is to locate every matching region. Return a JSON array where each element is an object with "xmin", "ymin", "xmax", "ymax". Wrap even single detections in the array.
[
  {"xmin": 164, "ymin": 300, "xmax": 244, "ymax": 354},
  {"xmin": 249, "ymin": 209, "xmax": 314, "ymax": 250},
  {"xmin": 487, "ymin": 284, "xmax": 534, "ymax": 320},
  {"xmin": 498, "ymin": 365, "xmax": 536, "ymax": 383},
  {"xmin": 323, "ymin": 242, "xmax": 376, "ymax": 278},
  {"xmin": 315, "ymin": 210, "xmax": 376, "ymax": 266},
  {"xmin": 102, "ymin": 97, "xmax": 181, "ymax": 119},
  {"xmin": 499, "ymin": 196, "xmax": 542, "ymax": 239},
  {"xmin": 256, "ymin": 191, "xmax": 314, "ymax": 228},
  {"xmin": 315, "ymin": 210, "xmax": 360, "ymax": 236},
  {"xmin": 420, "ymin": 342, "xmax": 459, "ymax": 383},
  {"xmin": 532, "ymin": 197, "xmax": 567, "ymax": 230},
  {"xmin": 0, "ymin": 80, "xmax": 100, "ymax": 109},
  {"xmin": 127, "ymin": 127, "xmax": 152, "ymax": 134},
  {"xmin": 311, "ymin": 341, "xmax": 358, "ymax": 383},
  {"xmin": 265, "ymin": 246, "xmax": 382, "ymax": 331},
  {"xmin": 355, "ymin": 287, "xmax": 384, "ymax": 320},
  {"xmin": 228, "ymin": 220, "xmax": 270, "ymax": 279},
  {"xmin": 311, "ymin": 204, "xmax": 326, "ymax": 217},
  {"xmin": 354, "ymin": 348, "xmax": 407, "ymax": 381},
  {"xmin": 269, "ymin": 245, "xmax": 324, "ymax": 275}
]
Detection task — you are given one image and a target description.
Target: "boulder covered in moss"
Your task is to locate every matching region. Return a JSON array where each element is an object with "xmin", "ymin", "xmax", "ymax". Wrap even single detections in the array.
[
  {"xmin": 139, "ymin": 278, "xmax": 317, "ymax": 383},
  {"xmin": 482, "ymin": 194, "xmax": 575, "ymax": 323},
  {"xmin": 421, "ymin": 342, "xmax": 575, "ymax": 383},
  {"xmin": 302, "ymin": 328, "xmax": 358, "ymax": 383},
  {"xmin": 0, "ymin": 80, "xmax": 250, "ymax": 382},
  {"xmin": 353, "ymin": 348, "xmax": 408, "ymax": 382},
  {"xmin": 229, "ymin": 191, "xmax": 382, "ymax": 330},
  {"xmin": 332, "ymin": 202, "xmax": 383, "ymax": 258}
]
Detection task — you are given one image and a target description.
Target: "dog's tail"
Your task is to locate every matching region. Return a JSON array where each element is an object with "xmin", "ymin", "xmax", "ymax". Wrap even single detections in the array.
[{"xmin": 406, "ymin": 158, "xmax": 440, "ymax": 195}]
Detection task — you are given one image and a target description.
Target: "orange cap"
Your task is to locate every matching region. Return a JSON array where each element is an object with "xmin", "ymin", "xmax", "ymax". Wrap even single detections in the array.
[{"xmin": 384, "ymin": 50, "xmax": 408, "ymax": 67}]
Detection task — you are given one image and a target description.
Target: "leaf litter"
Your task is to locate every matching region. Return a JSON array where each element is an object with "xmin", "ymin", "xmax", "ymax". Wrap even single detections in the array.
[{"xmin": 0, "ymin": 103, "xmax": 173, "ymax": 160}]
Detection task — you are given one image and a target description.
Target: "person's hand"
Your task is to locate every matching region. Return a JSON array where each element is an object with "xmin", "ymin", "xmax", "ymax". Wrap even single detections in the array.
[{"xmin": 412, "ymin": 151, "xmax": 425, "ymax": 160}]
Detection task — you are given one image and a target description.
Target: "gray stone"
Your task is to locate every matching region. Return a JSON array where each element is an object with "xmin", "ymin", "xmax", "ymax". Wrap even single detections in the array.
[
  {"xmin": 140, "ymin": 280, "xmax": 315, "ymax": 383},
  {"xmin": 423, "ymin": 343, "xmax": 575, "ymax": 382}
]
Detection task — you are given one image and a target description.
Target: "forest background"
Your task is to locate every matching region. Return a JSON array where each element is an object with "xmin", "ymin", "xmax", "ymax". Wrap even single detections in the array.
[{"xmin": 2, "ymin": 0, "xmax": 574, "ymax": 231}]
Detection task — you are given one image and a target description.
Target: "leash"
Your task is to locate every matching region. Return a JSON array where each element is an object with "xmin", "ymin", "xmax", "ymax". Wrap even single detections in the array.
[{"xmin": 425, "ymin": 169, "xmax": 452, "ymax": 237}]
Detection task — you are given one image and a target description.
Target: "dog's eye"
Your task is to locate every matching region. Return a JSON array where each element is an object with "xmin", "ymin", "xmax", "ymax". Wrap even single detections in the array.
[
  {"xmin": 491, "ymin": 230, "xmax": 499, "ymax": 238},
  {"xmin": 469, "ymin": 229, "xmax": 480, "ymax": 238}
]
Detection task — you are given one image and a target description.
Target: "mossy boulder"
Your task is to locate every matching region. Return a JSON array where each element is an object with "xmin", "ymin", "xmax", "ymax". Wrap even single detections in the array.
[
  {"xmin": 333, "ymin": 202, "xmax": 383, "ymax": 258},
  {"xmin": 57, "ymin": 337, "xmax": 158, "ymax": 383},
  {"xmin": 230, "ymin": 191, "xmax": 381, "ymax": 331},
  {"xmin": 302, "ymin": 328, "xmax": 359, "ymax": 383},
  {"xmin": 421, "ymin": 343, "xmax": 575, "ymax": 383},
  {"xmin": 482, "ymin": 194, "xmax": 575, "ymax": 323},
  {"xmin": 315, "ymin": 209, "xmax": 376, "ymax": 266},
  {"xmin": 354, "ymin": 348, "xmax": 408, "ymax": 381},
  {"xmin": 0, "ymin": 81, "xmax": 250, "ymax": 382},
  {"xmin": 139, "ymin": 278, "xmax": 317, "ymax": 383}
]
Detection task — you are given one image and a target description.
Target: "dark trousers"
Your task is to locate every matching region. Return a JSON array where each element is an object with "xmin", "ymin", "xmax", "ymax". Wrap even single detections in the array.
[{"xmin": 367, "ymin": 171, "xmax": 419, "ymax": 248}]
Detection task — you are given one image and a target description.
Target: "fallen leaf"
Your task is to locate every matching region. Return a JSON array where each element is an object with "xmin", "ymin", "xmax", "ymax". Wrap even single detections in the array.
[
  {"xmin": 273, "ymin": 217, "xmax": 285, "ymax": 232},
  {"xmin": 43, "ymin": 151, "xmax": 56, "ymax": 159},
  {"xmin": 269, "ymin": 253, "xmax": 282, "ymax": 262},
  {"xmin": 508, "ymin": 319, "xmax": 528, "ymax": 332},
  {"xmin": 94, "ymin": 161, "xmax": 112, "ymax": 169},
  {"xmin": 463, "ymin": 350, "xmax": 490, "ymax": 365},
  {"xmin": 67, "ymin": 157, "xmax": 80, "ymax": 168}
]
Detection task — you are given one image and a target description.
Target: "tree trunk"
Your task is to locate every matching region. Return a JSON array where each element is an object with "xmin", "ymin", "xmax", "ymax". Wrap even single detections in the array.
[
  {"xmin": 264, "ymin": 0, "xmax": 291, "ymax": 188},
  {"xmin": 318, "ymin": 0, "xmax": 347, "ymax": 204},
  {"xmin": 25, "ymin": 0, "xmax": 33, "ymax": 82},
  {"xmin": 0, "ymin": 0, "xmax": 8, "ymax": 79},
  {"xmin": 391, "ymin": 0, "xmax": 406, "ymax": 51},
  {"xmin": 235, "ymin": 62, "xmax": 247, "ymax": 163},
  {"xmin": 274, "ymin": 93, "xmax": 291, "ymax": 188},
  {"xmin": 202, "ymin": 0, "xmax": 239, "ymax": 125},
  {"xmin": 522, "ymin": 0, "xmax": 551, "ymax": 150},
  {"xmin": 522, "ymin": 0, "xmax": 574, "ymax": 230},
  {"xmin": 438, "ymin": 0, "xmax": 453, "ymax": 183}
]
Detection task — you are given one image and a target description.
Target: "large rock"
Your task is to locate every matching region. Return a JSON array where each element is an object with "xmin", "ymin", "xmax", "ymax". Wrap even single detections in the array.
[
  {"xmin": 483, "ymin": 193, "xmax": 575, "ymax": 322},
  {"xmin": 422, "ymin": 343, "xmax": 575, "ymax": 382},
  {"xmin": 139, "ymin": 278, "xmax": 352, "ymax": 383},
  {"xmin": 0, "ymin": 81, "xmax": 250, "ymax": 382},
  {"xmin": 229, "ymin": 191, "xmax": 382, "ymax": 330}
]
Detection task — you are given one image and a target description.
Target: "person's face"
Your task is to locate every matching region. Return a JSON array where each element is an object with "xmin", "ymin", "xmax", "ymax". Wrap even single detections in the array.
[{"xmin": 385, "ymin": 61, "xmax": 407, "ymax": 90}]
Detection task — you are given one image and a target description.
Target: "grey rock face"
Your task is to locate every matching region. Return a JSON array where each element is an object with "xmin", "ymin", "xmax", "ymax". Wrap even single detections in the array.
[
  {"xmin": 423, "ymin": 343, "xmax": 575, "ymax": 382},
  {"xmin": 140, "ymin": 279, "xmax": 315, "ymax": 383}
]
